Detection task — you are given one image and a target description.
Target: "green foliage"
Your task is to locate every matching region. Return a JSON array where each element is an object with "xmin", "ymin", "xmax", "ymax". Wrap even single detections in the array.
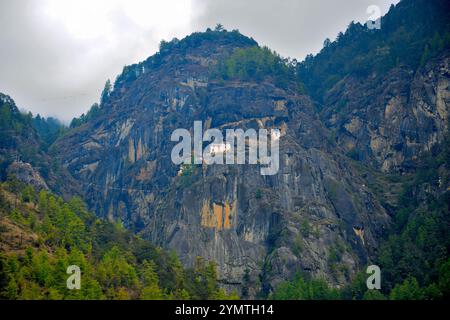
[
  {"xmin": 0, "ymin": 182, "xmax": 237, "ymax": 300},
  {"xmin": 214, "ymin": 46, "xmax": 301, "ymax": 90},
  {"xmin": 349, "ymin": 123, "xmax": 450, "ymax": 300},
  {"xmin": 363, "ymin": 290, "xmax": 386, "ymax": 300},
  {"xmin": 178, "ymin": 156, "xmax": 201, "ymax": 188},
  {"xmin": 0, "ymin": 96, "xmax": 33, "ymax": 139},
  {"xmin": 20, "ymin": 185, "xmax": 36, "ymax": 203},
  {"xmin": 0, "ymin": 95, "xmax": 40, "ymax": 178},
  {"xmin": 375, "ymin": 127, "xmax": 450, "ymax": 298},
  {"xmin": 32, "ymin": 115, "xmax": 67, "ymax": 150},
  {"xmin": 276, "ymin": 125, "xmax": 449, "ymax": 300},
  {"xmin": 140, "ymin": 260, "xmax": 165, "ymax": 300},
  {"xmin": 389, "ymin": 277, "xmax": 424, "ymax": 300},
  {"xmin": 291, "ymin": 234, "xmax": 304, "ymax": 256},
  {"xmin": 69, "ymin": 79, "xmax": 114, "ymax": 129},
  {"xmin": 70, "ymin": 103, "xmax": 102, "ymax": 128},
  {"xmin": 100, "ymin": 79, "xmax": 112, "ymax": 105},
  {"xmin": 113, "ymin": 28, "xmax": 257, "ymax": 92},
  {"xmin": 299, "ymin": 219, "xmax": 311, "ymax": 238},
  {"xmin": 241, "ymin": 268, "xmax": 251, "ymax": 299},
  {"xmin": 299, "ymin": 0, "xmax": 450, "ymax": 102},
  {"xmin": 0, "ymin": 94, "xmax": 68, "ymax": 185},
  {"xmin": 183, "ymin": 257, "xmax": 235, "ymax": 300},
  {"xmin": 272, "ymin": 274, "xmax": 341, "ymax": 300},
  {"xmin": 341, "ymin": 271, "xmax": 369, "ymax": 300},
  {"xmin": 214, "ymin": 23, "xmax": 224, "ymax": 32}
]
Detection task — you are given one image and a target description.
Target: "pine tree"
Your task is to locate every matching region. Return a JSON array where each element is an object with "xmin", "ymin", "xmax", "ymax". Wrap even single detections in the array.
[
  {"xmin": 100, "ymin": 79, "xmax": 112, "ymax": 105},
  {"xmin": 390, "ymin": 277, "xmax": 424, "ymax": 300}
]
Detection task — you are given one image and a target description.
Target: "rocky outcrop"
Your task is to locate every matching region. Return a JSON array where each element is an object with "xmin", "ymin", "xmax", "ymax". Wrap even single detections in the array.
[
  {"xmin": 7, "ymin": 161, "xmax": 49, "ymax": 190},
  {"xmin": 320, "ymin": 50, "xmax": 450, "ymax": 172},
  {"xmin": 53, "ymin": 31, "xmax": 390, "ymax": 296}
]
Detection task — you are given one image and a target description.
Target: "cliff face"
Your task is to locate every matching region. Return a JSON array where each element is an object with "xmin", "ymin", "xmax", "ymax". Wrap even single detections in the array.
[
  {"xmin": 297, "ymin": 0, "xmax": 450, "ymax": 174},
  {"xmin": 52, "ymin": 31, "xmax": 391, "ymax": 295},
  {"xmin": 49, "ymin": 1, "xmax": 450, "ymax": 296},
  {"xmin": 320, "ymin": 51, "xmax": 450, "ymax": 172}
]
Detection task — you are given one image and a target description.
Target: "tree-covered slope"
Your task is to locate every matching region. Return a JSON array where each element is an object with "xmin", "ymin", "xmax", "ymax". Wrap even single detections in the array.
[
  {"xmin": 0, "ymin": 180, "xmax": 238, "ymax": 299},
  {"xmin": 298, "ymin": 0, "xmax": 450, "ymax": 102},
  {"xmin": 295, "ymin": 0, "xmax": 450, "ymax": 172},
  {"xmin": 0, "ymin": 93, "xmax": 41, "ymax": 181},
  {"xmin": 0, "ymin": 93, "xmax": 77, "ymax": 197}
]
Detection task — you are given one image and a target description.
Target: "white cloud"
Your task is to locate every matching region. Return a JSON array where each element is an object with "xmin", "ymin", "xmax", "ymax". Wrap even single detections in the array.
[
  {"xmin": 0, "ymin": 0, "xmax": 399, "ymax": 122},
  {"xmin": 42, "ymin": 0, "xmax": 194, "ymax": 41},
  {"xmin": 192, "ymin": 0, "xmax": 399, "ymax": 60},
  {"xmin": 0, "ymin": 0, "xmax": 198, "ymax": 122}
]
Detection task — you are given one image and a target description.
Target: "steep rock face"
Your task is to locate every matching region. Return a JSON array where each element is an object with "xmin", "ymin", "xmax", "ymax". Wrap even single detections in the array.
[
  {"xmin": 53, "ymin": 32, "xmax": 389, "ymax": 295},
  {"xmin": 321, "ymin": 51, "xmax": 450, "ymax": 172}
]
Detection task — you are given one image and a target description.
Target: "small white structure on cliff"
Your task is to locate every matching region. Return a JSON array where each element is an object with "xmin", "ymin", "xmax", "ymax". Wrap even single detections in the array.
[{"xmin": 209, "ymin": 143, "xmax": 232, "ymax": 155}]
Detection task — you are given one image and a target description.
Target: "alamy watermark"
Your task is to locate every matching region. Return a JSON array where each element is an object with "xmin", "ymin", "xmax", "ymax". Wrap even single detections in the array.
[
  {"xmin": 366, "ymin": 265, "xmax": 381, "ymax": 290},
  {"xmin": 67, "ymin": 265, "xmax": 81, "ymax": 290},
  {"xmin": 171, "ymin": 121, "xmax": 280, "ymax": 175}
]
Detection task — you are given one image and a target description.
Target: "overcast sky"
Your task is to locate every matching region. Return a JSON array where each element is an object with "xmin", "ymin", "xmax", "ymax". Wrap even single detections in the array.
[{"xmin": 0, "ymin": 0, "xmax": 399, "ymax": 123}]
